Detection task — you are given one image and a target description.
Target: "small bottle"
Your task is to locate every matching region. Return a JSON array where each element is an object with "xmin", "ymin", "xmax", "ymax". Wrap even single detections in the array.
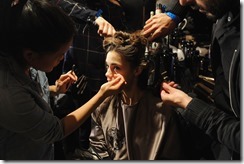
[
  {"xmin": 155, "ymin": 3, "xmax": 162, "ymax": 15},
  {"xmin": 150, "ymin": 11, "xmax": 154, "ymax": 18}
]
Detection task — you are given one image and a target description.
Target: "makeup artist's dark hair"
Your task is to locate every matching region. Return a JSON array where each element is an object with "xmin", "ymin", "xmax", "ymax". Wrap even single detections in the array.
[{"xmin": 11, "ymin": 0, "xmax": 76, "ymax": 56}]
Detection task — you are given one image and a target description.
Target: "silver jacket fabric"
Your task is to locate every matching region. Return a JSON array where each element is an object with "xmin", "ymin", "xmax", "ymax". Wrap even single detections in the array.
[{"xmin": 90, "ymin": 90, "xmax": 189, "ymax": 160}]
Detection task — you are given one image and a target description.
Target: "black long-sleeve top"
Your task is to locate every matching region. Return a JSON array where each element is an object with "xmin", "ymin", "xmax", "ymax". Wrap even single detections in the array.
[{"xmin": 180, "ymin": 1, "xmax": 240, "ymax": 157}]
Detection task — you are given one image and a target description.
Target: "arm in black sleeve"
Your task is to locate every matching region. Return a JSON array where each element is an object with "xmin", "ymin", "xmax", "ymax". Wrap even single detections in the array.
[
  {"xmin": 50, "ymin": 0, "xmax": 97, "ymax": 23},
  {"xmin": 179, "ymin": 98, "xmax": 240, "ymax": 153},
  {"xmin": 165, "ymin": 0, "xmax": 190, "ymax": 21}
]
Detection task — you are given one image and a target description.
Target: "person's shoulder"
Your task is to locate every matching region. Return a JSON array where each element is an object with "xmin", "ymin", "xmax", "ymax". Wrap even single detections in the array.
[{"xmin": 93, "ymin": 95, "xmax": 118, "ymax": 117}]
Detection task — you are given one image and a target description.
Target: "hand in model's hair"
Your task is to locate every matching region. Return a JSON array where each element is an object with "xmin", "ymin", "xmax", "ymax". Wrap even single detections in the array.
[
  {"xmin": 95, "ymin": 17, "xmax": 116, "ymax": 37},
  {"xmin": 143, "ymin": 13, "xmax": 177, "ymax": 41}
]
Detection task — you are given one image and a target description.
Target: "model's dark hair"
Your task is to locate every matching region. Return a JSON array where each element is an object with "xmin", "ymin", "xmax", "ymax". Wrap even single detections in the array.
[
  {"xmin": 103, "ymin": 31, "xmax": 149, "ymax": 89},
  {"xmin": 11, "ymin": 0, "xmax": 76, "ymax": 54}
]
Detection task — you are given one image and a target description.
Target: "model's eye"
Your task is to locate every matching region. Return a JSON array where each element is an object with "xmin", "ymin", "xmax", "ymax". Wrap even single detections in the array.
[{"xmin": 113, "ymin": 66, "xmax": 120, "ymax": 73}]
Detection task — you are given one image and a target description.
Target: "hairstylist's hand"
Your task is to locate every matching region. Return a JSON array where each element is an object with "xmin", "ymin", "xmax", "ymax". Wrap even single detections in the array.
[
  {"xmin": 142, "ymin": 13, "xmax": 177, "ymax": 41},
  {"xmin": 160, "ymin": 82, "xmax": 192, "ymax": 109},
  {"xmin": 99, "ymin": 74, "xmax": 126, "ymax": 97},
  {"xmin": 51, "ymin": 70, "xmax": 78, "ymax": 94},
  {"xmin": 95, "ymin": 17, "xmax": 116, "ymax": 37},
  {"xmin": 160, "ymin": 81, "xmax": 178, "ymax": 90}
]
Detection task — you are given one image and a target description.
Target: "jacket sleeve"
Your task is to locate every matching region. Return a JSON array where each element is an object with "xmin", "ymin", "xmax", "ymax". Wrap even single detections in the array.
[
  {"xmin": 165, "ymin": 0, "xmax": 189, "ymax": 21},
  {"xmin": 50, "ymin": 0, "xmax": 97, "ymax": 23},
  {"xmin": 180, "ymin": 98, "xmax": 240, "ymax": 153}
]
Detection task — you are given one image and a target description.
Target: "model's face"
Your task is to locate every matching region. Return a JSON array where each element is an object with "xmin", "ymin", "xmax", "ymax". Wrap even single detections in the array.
[
  {"xmin": 179, "ymin": 0, "xmax": 229, "ymax": 20},
  {"xmin": 105, "ymin": 51, "xmax": 135, "ymax": 87},
  {"xmin": 26, "ymin": 39, "xmax": 73, "ymax": 72}
]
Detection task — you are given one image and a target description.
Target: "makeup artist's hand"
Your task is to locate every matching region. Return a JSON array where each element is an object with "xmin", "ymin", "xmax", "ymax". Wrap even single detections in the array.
[
  {"xmin": 99, "ymin": 73, "xmax": 126, "ymax": 97},
  {"xmin": 49, "ymin": 70, "xmax": 78, "ymax": 95}
]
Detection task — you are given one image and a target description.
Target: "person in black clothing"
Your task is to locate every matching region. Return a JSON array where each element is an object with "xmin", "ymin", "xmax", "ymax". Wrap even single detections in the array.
[{"xmin": 151, "ymin": 0, "xmax": 240, "ymax": 160}]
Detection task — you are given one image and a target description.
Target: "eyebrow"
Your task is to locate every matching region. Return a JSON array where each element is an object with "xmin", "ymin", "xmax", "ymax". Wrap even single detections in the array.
[{"xmin": 105, "ymin": 62, "xmax": 122, "ymax": 66}]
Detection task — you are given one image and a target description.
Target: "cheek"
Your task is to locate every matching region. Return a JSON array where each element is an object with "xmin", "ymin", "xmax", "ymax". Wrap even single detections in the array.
[
  {"xmin": 41, "ymin": 59, "xmax": 61, "ymax": 72},
  {"xmin": 40, "ymin": 62, "xmax": 55, "ymax": 72},
  {"xmin": 59, "ymin": 55, "xmax": 64, "ymax": 62},
  {"xmin": 121, "ymin": 72, "xmax": 134, "ymax": 84},
  {"xmin": 54, "ymin": 59, "xmax": 61, "ymax": 66},
  {"xmin": 53, "ymin": 56, "xmax": 64, "ymax": 67}
]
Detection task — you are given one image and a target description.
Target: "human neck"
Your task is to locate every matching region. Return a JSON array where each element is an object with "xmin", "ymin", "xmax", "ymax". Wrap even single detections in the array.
[
  {"xmin": 25, "ymin": 67, "xmax": 31, "ymax": 77},
  {"xmin": 121, "ymin": 87, "xmax": 144, "ymax": 106}
]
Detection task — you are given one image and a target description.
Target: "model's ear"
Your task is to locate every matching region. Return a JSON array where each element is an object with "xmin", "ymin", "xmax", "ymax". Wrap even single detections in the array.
[
  {"xmin": 23, "ymin": 48, "xmax": 35, "ymax": 63},
  {"xmin": 134, "ymin": 66, "xmax": 143, "ymax": 76}
]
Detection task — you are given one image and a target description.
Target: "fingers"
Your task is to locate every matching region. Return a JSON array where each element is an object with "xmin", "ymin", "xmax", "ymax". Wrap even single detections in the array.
[
  {"xmin": 61, "ymin": 71, "xmax": 77, "ymax": 82},
  {"xmin": 160, "ymin": 83, "xmax": 175, "ymax": 105},
  {"xmin": 109, "ymin": 27, "xmax": 116, "ymax": 36},
  {"xmin": 173, "ymin": 83, "xmax": 178, "ymax": 88},
  {"xmin": 160, "ymin": 88, "xmax": 169, "ymax": 102},
  {"xmin": 142, "ymin": 26, "xmax": 151, "ymax": 37},
  {"xmin": 162, "ymin": 82, "xmax": 173, "ymax": 93},
  {"xmin": 63, "ymin": 77, "xmax": 72, "ymax": 90},
  {"xmin": 161, "ymin": 81, "xmax": 178, "ymax": 90},
  {"xmin": 56, "ymin": 70, "xmax": 78, "ymax": 92},
  {"xmin": 143, "ymin": 14, "xmax": 160, "ymax": 37},
  {"xmin": 97, "ymin": 23, "xmax": 115, "ymax": 37},
  {"xmin": 149, "ymin": 26, "xmax": 169, "ymax": 41},
  {"xmin": 57, "ymin": 77, "xmax": 70, "ymax": 86},
  {"xmin": 168, "ymin": 81, "xmax": 178, "ymax": 87},
  {"xmin": 145, "ymin": 17, "xmax": 153, "ymax": 25},
  {"xmin": 100, "ymin": 74, "xmax": 126, "ymax": 97},
  {"xmin": 103, "ymin": 74, "xmax": 126, "ymax": 94},
  {"xmin": 143, "ymin": 24, "xmax": 164, "ymax": 41},
  {"xmin": 142, "ymin": 22, "xmax": 155, "ymax": 37},
  {"xmin": 143, "ymin": 13, "xmax": 177, "ymax": 41},
  {"xmin": 97, "ymin": 22, "xmax": 105, "ymax": 36},
  {"xmin": 160, "ymin": 89, "xmax": 167, "ymax": 96},
  {"xmin": 96, "ymin": 17, "xmax": 115, "ymax": 37},
  {"xmin": 109, "ymin": 74, "xmax": 126, "ymax": 87},
  {"xmin": 167, "ymin": 81, "xmax": 175, "ymax": 86}
]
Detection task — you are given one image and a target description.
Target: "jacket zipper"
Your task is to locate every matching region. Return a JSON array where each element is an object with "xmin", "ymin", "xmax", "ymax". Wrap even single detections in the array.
[{"xmin": 228, "ymin": 49, "xmax": 238, "ymax": 117}]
